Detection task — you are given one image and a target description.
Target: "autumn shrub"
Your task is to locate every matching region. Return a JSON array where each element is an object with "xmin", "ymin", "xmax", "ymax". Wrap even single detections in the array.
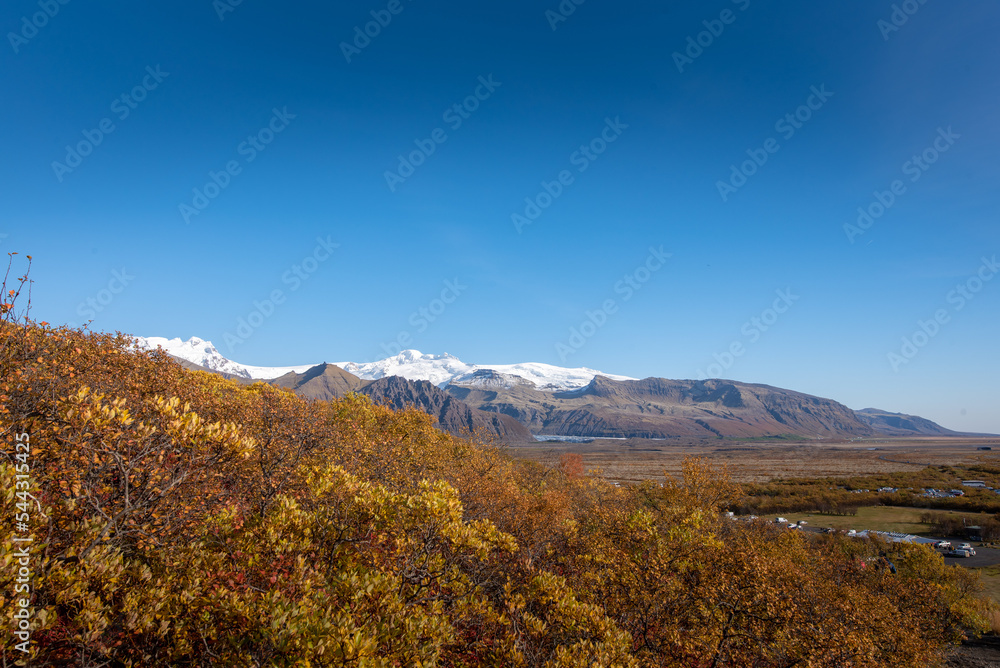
[{"xmin": 0, "ymin": 257, "xmax": 994, "ymax": 667}]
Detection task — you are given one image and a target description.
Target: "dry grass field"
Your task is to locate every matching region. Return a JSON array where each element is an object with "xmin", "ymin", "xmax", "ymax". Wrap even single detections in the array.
[{"xmin": 509, "ymin": 437, "xmax": 1000, "ymax": 484}]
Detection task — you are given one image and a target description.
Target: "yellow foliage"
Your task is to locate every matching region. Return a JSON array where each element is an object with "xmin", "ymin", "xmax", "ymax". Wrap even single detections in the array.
[{"xmin": 0, "ymin": 306, "xmax": 993, "ymax": 666}]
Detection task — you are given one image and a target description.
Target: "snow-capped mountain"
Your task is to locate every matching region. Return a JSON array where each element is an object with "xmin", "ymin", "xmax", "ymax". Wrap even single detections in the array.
[
  {"xmin": 135, "ymin": 337, "xmax": 633, "ymax": 391},
  {"xmin": 336, "ymin": 351, "xmax": 470, "ymax": 388},
  {"xmin": 135, "ymin": 337, "xmax": 314, "ymax": 380},
  {"xmin": 337, "ymin": 350, "xmax": 634, "ymax": 391}
]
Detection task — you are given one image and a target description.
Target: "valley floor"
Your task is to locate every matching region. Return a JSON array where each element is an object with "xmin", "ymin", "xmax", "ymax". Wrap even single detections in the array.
[
  {"xmin": 512, "ymin": 435, "xmax": 1000, "ymax": 665},
  {"xmin": 509, "ymin": 436, "xmax": 1000, "ymax": 483}
]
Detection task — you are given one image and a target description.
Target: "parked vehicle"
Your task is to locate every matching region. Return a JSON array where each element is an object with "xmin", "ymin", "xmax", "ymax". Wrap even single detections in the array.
[
  {"xmin": 776, "ymin": 517, "xmax": 788, "ymax": 524},
  {"xmin": 945, "ymin": 549, "xmax": 972, "ymax": 558},
  {"xmin": 934, "ymin": 541, "xmax": 952, "ymax": 550},
  {"xmin": 958, "ymin": 543, "xmax": 977, "ymax": 555}
]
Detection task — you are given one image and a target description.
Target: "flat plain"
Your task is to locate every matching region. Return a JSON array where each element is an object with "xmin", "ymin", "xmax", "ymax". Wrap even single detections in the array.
[{"xmin": 509, "ymin": 437, "xmax": 1000, "ymax": 483}]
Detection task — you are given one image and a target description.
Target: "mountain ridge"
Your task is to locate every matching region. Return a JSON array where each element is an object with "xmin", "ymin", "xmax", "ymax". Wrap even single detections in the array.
[
  {"xmin": 136, "ymin": 336, "xmax": 634, "ymax": 390},
  {"xmin": 142, "ymin": 336, "xmax": 991, "ymax": 440},
  {"xmin": 171, "ymin": 354, "xmax": 533, "ymax": 442},
  {"xmin": 450, "ymin": 375, "xmax": 877, "ymax": 440}
]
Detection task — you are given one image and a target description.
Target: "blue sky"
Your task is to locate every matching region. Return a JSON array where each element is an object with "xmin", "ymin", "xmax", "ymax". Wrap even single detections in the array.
[{"xmin": 3, "ymin": 1, "xmax": 999, "ymax": 432}]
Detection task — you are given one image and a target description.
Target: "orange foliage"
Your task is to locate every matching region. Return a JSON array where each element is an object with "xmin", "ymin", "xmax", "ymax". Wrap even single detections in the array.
[
  {"xmin": 559, "ymin": 453, "xmax": 585, "ymax": 480},
  {"xmin": 0, "ymin": 258, "xmax": 993, "ymax": 667}
]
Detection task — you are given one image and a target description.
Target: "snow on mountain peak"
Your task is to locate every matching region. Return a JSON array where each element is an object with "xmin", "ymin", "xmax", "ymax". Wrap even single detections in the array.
[
  {"xmin": 134, "ymin": 336, "xmax": 314, "ymax": 380},
  {"xmin": 336, "ymin": 350, "xmax": 473, "ymax": 387},
  {"xmin": 337, "ymin": 351, "xmax": 635, "ymax": 391},
  {"xmin": 136, "ymin": 336, "xmax": 635, "ymax": 391}
]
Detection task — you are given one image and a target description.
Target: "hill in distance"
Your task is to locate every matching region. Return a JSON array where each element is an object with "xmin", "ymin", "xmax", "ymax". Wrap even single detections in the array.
[{"xmin": 854, "ymin": 408, "xmax": 993, "ymax": 438}]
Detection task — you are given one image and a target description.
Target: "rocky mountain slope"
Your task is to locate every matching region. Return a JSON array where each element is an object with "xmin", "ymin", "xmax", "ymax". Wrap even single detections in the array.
[
  {"xmin": 357, "ymin": 376, "xmax": 532, "ymax": 442},
  {"xmin": 163, "ymin": 355, "xmax": 530, "ymax": 441},
  {"xmin": 263, "ymin": 363, "xmax": 531, "ymax": 442},
  {"xmin": 448, "ymin": 375, "xmax": 877, "ymax": 439},
  {"xmin": 271, "ymin": 363, "xmax": 365, "ymax": 399}
]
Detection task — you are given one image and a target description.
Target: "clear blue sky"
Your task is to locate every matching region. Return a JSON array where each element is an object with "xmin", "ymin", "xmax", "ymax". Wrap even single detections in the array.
[{"xmin": 4, "ymin": 1, "xmax": 998, "ymax": 432}]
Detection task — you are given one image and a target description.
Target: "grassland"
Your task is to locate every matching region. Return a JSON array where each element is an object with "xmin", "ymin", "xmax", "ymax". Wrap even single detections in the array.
[
  {"xmin": 781, "ymin": 506, "xmax": 996, "ymax": 536},
  {"xmin": 510, "ymin": 436, "xmax": 1000, "ymax": 483},
  {"xmin": 978, "ymin": 566, "xmax": 1000, "ymax": 603}
]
